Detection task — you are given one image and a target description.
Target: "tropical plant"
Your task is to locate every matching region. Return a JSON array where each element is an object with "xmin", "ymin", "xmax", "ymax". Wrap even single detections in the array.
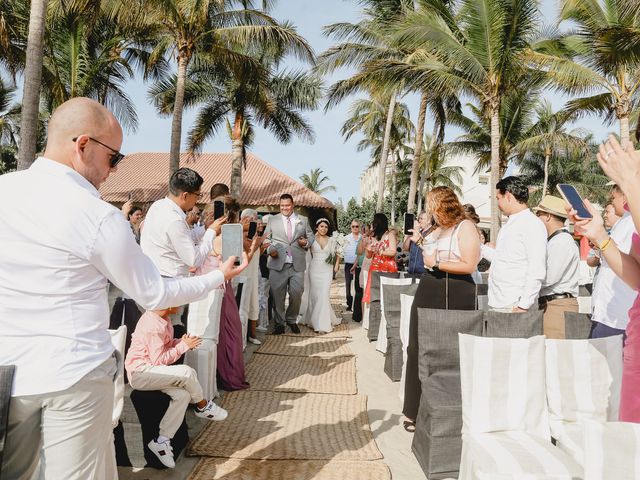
[
  {"xmin": 145, "ymin": 0, "xmax": 314, "ymax": 178},
  {"xmin": 17, "ymin": 0, "xmax": 47, "ymax": 170},
  {"xmin": 369, "ymin": 0, "xmax": 542, "ymax": 239},
  {"xmin": 417, "ymin": 135, "xmax": 464, "ymax": 197},
  {"xmin": 533, "ymin": 0, "xmax": 640, "ymax": 147},
  {"xmin": 319, "ymin": 0, "xmax": 415, "ymax": 211},
  {"xmin": 150, "ymin": 40, "xmax": 319, "ymax": 197},
  {"xmin": 300, "ymin": 168, "xmax": 336, "ymax": 195},
  {"xmin": 0, "ymin": 77, "xmax": 20, "ymax": 173}
]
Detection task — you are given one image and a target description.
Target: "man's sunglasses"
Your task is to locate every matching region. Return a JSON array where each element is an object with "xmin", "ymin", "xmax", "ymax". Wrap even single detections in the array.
[{"xmin": 73, "ymin": 136, "xmax": 125, "ymax": 168}]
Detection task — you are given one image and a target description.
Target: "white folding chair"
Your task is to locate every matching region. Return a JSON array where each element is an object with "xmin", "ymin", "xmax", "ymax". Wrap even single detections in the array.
[
  {"xmin": 398, "ymin": 293, "xmax": 414, "ymax": 402},
  {"xmin": 376, "ymin": 276, "xmax": 413, "ymax": 354}
]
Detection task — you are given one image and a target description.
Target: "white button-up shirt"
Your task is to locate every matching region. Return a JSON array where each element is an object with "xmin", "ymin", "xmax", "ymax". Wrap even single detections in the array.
[
  {"xmin": 0, "ymin": 158, "xmax": 224, "ymax": 397},
  {"xmin": 141, "ymin": 197, "xmax": 215, "ymax": 277},
  {"xmin": 540, "ymin": 229, "xmax": 580, "ymax": 298},
  {"xmin": 592, "ymin": 213, "xmax": 636, "ymax": 330},
  {"xmin": 343, "ymin": 233, "xmax": 360, "ymax": 264},
  {"xmin": 484, "ymin": 209, "xmax": 547, "ymax": 310}
]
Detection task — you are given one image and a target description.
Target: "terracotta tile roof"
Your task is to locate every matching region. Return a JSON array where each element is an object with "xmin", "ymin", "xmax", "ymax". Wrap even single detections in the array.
[{"xmin": 99, "ymin": 152, "xmax": 334, "ymax": 209}]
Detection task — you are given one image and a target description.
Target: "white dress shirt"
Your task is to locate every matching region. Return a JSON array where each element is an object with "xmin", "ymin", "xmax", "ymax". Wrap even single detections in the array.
[
  {"xmin": 343, "ymin": 233, "xmax": 360, "ymax": 264},
  {"xmin": 540, "ymin": 229, "xmax": 580, "ymax": 297},
  {"xmin": 281, "ymin": 213, "xmax": 298, "ymax": 263},
  {"xmin": 141, "ymin": 197, "xmax": 215, "ymax": 277},
  {"xmin": 484, "ymin": 209, "xmax": 547, "ymax": 310},
  {"xmin": 592, "ymin": 213, "xmax": 636, "ymax": 330},
  {"xmin": 0, "ymin": 158, "xmax": 225, "ymax": 397}
]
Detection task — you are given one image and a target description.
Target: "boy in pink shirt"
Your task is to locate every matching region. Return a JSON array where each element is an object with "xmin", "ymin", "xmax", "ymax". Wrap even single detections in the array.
[{"xmin": 125, "ymin": 306, "xmax": 227, "ymax": 468}]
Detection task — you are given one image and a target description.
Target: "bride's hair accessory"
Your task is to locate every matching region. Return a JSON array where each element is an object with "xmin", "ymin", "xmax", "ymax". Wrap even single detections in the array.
[{"xmin": 316, "ymin": 218, "xmax": 330, "ymax": 226}]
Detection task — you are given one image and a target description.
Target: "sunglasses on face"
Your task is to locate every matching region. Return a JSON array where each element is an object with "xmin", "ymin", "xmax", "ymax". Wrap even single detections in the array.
[{"xmin": 73, "ymin": 136, "xmax": 125, "ymax": 168}]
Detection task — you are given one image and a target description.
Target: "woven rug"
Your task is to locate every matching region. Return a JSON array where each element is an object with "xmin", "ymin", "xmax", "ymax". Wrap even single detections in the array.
[
  {"xmin": 188, "ymin": 390, "xmax": 383, "ymax": 460},
  {"xmin": 246, "ymin": 354, "xmax": 357, "ymax": 395},
  {"xmin": 283, "ymin": 322, "xmax": 352, "ymax": 338},
  {"xmin": 256, "ymin": 335, "xmax": 354, "ymax": 358},
  {"xmin": 188, "ymin": 458, "xmax": 391, "ymax": 480}
]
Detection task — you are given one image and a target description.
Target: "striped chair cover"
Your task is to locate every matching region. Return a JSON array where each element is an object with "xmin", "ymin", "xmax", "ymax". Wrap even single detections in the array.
[
  {"xmin": 458, "ymin": 334, "xmax": 579, "ymax": 480},
  {"xmin": 545, "ymin": 336, "xmax": 623, "ymax": 465},
  {"xmin": 398, "ymin": 293, "xmax": 415, "ymax": 402},
  {"xmin": 563, "ymin": 312, "xmax": 593, "ymax": 340},
  {"xmin": 0, "ymin": 365, "xmax": 14, "ymax": 469},
  {"xmin": 376, "ymin": 277, "xmax": 413, "ymax": 354},
  {"xmin": 583, "ymin": 421, "xmax": 640, "ymax": 480},
  {"xmin": 484, "ymin": 310, "xmax": 544, "ymax": 339},
  {"xmin": 578, "ymin": 283, "xmax": 593, "ymax": 315}
]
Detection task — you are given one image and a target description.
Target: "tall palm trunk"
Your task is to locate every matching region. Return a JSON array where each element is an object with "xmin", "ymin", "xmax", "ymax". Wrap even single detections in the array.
[
  {"xmin": 230, "ymin": 111, "xmax": 244, "ymax": 198},
  {"xmin": 417, "ymin": 125, "xmax": 438, "ymax": 212},
  {"xmin": 390, "ymin": 150, "xmax": 397, "ymax": 225},
  {"xmin": 620, "ymin": 115, "xmax": 630, "ymax": 148},
  {"xmin": 169, "ymin": 54, "xmax": 189, "ymax": 177},
  {"xmin": 489, "ymin": 104, "xmax": 501, "ymax": 242},
  {"xmin": 408, "ymin": 92, "xmax": 428, "ymax": 212},
  {"xmin": 376, "ymin": 93, "xmax": 397, "ymax": 211},
  {"xmin": 542, "ymin": 150, "xmax": 550, "ymax": 196},
  {"xmin": 17, "ymin": 0, "xmax": 48, "ymax": 170}
]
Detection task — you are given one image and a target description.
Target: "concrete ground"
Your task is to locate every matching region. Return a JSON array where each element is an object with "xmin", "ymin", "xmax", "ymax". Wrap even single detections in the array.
[{"xmin": 118, "ymin": 272, "xmax": 427, "ymax": 480}]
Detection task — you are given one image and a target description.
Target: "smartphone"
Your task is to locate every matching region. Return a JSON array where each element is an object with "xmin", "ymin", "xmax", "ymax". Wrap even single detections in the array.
[
  {"xmin": 247, "ymin": 221, "xmax": 257, "ymax": 240},
  {"xmin": 221, "ymin": 224, "xmax": 243, "ymax": 265},
  {"xmin": 213, "ymin": 200, "xmax": 225, "ymax": 220},
  {"xmin": 403, "ymin": 213, "xmax": 415, "ymax": 235},
  {"xmin": 557, "ymin": 184, "xmax": 592, "ymax": 219}
]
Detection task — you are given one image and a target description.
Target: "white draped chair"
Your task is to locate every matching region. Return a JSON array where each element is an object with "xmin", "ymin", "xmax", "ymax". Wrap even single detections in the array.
[
  {"xmin": 583, "ymin": 421, "xmax": 640, "ymax": 480},
  {"xmin": 458, "ymin": 334, "xmax": 582, "ymax": 480},
  {"xmin": 398, "ymin": 293, "xmax": 415, "ymax": 403}
]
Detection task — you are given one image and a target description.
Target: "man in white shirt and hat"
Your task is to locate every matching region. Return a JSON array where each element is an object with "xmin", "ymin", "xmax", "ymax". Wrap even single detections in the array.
[
  {"xmin": 482, "ymin": 176, "xmax": 548, "ymax": 312},
  {"xmin": 534, "ymin": 195, "xmax": 580, "ymax": 338}
]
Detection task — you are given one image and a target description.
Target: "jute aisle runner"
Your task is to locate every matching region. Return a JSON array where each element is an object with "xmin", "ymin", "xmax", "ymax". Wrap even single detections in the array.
[{"xmin": 187, "ymin": 319, "xmax": 390, "ymax": 480}]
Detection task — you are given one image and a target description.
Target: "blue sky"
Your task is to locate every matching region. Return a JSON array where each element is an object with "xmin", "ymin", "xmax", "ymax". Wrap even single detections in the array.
[{"xmin": 121, "ymin": 0, "xmax": 614, "ymax": 204}]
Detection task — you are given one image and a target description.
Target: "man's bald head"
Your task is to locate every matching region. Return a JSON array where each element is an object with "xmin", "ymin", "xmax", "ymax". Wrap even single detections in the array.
[{"xmin": 44, "ymin": 97, "xmax": 123, "ymax": 188}]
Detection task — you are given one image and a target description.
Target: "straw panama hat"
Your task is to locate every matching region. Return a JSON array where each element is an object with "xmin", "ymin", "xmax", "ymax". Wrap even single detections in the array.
[{"xmin": 533, "ymin": 195, "xmax": 570, "ymax": 219}]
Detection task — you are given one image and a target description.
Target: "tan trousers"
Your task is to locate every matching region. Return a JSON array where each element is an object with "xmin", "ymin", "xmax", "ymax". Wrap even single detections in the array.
[
  {"xmin": 2, "ymin": 356, "xmax": 117, "ymax": 480},
  {"xmin": 129, "ymin": 364, "xmax": 204, "ymax": 438},
  {"xmin": 542, "ymin": 297, "xmax": 579, "ymax": 339}
]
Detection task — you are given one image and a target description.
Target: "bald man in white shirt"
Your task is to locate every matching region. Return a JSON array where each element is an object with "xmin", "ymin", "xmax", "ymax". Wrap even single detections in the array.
[
  {"xmin": 0, "ymin": 98, "xmax": 247, "ymax": 480},
  {"xmin": 482, "ymin": 176, "xmax": 547, "ymax": 312}
]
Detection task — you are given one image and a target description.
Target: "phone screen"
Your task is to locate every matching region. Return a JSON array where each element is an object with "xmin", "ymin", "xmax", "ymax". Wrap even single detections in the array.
[
  {"xmin": 247, "ymin": 221, "xmax": 257, "ymax": 240},
  {"xmin": 557, "ymin": 184, "xmax": 592, "ymax": 219},
  {"xmin": 403, "ymin": 213, "xmax": 415, "ymax": 235},
  {"xmin": 213, "ymin": 200, "xmax": 225, "ymax": 220},
  {"xmin": 221, "ymin": 224, "xmax": 243, "ymax": 265}
]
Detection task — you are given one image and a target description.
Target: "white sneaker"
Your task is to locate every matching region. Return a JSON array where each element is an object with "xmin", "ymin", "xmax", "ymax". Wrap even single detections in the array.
[
  {"xmin": 248, "ymin": 336, "xmax": 262, "ymax": 345},
  {"xmin": 194, "ymin": 400, "xmax": 228, "ymax": 421},
  {"xmin": 256, "ymin": 326, "xmax": 268, "ymax": 332},
  {"xmin": 148, "ymin": 438, "xmax": 175, "ymax": 468}
]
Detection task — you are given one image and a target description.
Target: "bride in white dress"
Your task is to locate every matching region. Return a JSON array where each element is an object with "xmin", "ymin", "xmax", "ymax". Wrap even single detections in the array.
[{"xmin": 303, "ymin": 219, "xmax": 341, "ymax": 333}]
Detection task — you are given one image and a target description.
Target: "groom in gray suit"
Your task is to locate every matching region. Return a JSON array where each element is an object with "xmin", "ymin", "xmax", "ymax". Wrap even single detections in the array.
[{"xmin": 264, "ymin": 193, "xmax": 315, "ymax": 334}]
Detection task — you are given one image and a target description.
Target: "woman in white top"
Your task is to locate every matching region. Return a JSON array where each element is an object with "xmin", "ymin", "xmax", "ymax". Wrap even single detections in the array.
[{"xmin": 403, "ymin": 186, "xmax": 481, "ymax": 431}]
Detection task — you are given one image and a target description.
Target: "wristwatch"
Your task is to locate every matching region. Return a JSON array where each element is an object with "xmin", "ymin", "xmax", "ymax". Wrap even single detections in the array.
[{"xmin": 433, "ymin": 260, "xmax": 440, "ymax": 271}]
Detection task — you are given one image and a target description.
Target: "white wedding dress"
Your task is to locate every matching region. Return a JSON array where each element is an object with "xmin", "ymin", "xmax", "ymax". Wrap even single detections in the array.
[{"xmin": 302, "ymin": 239, "xmax": 341, "ymax": 333}]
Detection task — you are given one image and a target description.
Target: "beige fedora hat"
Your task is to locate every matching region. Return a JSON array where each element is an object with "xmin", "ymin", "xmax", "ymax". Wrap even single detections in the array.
[{"xmin": 533, "ymin": 195, "xmax": 570, "ymax": 219}]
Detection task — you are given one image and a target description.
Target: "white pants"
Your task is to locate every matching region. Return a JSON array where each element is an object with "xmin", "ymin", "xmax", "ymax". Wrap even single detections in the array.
[
  {"xmin": 129, "ymin": 364, "xmax": 204, "ymax": 438},
  {"xmin": 3, "ymin": 357, "xmax": 117, "ymax": 480}
]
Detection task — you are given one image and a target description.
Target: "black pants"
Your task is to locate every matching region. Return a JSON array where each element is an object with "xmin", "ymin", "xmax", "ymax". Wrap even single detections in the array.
[
  {"xmin": 402, "ymin": 270, "xmax": 476, "ymax": 420},
  {"xmin": 352, "ymin": 267, "xmax": 363, "ymax": 321},
  {"xmin": 344, "ymin": 263, "xmax": 354, "ymax": 309}
]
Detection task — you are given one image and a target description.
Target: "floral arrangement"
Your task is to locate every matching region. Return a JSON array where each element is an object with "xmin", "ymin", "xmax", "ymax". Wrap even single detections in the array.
[{"xmin": 325, "ymin": 231, "xmax": 347, "ymax": 265}]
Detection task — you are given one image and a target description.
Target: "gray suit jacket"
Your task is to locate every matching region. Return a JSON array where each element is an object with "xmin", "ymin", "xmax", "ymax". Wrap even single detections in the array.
[{"xmin": 264, "ymin": 213, "xmax": 315, "ymax": 272}]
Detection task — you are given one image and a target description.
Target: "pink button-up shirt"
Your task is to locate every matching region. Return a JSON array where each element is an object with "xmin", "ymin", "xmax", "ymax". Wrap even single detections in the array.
[{"xmin": 125, "ymin": 311, "xmax": 189, "ymax": 377}]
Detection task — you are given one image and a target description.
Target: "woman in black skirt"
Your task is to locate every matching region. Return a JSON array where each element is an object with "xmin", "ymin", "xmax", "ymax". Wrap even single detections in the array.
[{"xmin": 403, "ymin": 187, "xmax": 481, "ymax": 431}]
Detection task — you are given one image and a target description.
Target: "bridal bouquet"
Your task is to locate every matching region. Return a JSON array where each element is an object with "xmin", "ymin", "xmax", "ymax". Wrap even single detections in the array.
[{"xmin": 325, "ymin": 232, "xmax": 347, "ymax": 266}]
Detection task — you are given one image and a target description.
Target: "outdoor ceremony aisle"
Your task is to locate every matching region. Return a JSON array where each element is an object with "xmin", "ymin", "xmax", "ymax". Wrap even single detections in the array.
[{"xmin": 185, "ymin": 305, "xmax": 391, "ymax": 479}]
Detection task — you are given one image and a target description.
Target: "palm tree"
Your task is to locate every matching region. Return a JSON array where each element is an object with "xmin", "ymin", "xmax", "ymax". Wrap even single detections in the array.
[
  {"xmin": 17, "ymin": 0, "xmax": 48, "ymax": 170},
  {"xmin": 319, "ymin": 0, "xmax": 414, "ymax": 211},
  {"xmin": 418, "ymin": 134, "xmax": 465, "ymax": 197},
  {"xmin": 146, "ymin": 0, "xmax": 314, "ymax": 178},
  {"xmin": 514, "ymin": 101, "xmax": 590, "ymax": 196},
  {"xmin": 0, "ymin": 77, "xmax": 20, "ymax": 173},
  {"xmin": 372, "ymin": 0, "xmax": 542, "ymax": 239},
  {"xmin": 533, "ymin": 0, "xmax": 640, "ymax": 147},
  {"xmin": 300, "ymin": 168, "xmax": 336, "ymax": 195},
  {"xmin": 150, "ymin": 43, "xmax": 319, "ymax": 198}
]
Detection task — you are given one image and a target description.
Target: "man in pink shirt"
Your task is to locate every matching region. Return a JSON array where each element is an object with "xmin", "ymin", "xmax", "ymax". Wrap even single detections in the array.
[{"xmin": 125, "ymin": 306, "xmax": 227, "ymax": 468}]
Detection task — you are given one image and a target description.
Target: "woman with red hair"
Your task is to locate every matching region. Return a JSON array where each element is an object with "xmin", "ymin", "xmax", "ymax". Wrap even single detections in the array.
[{"xmin": 403, "ymin": 186, "xmax": 481, "ymax": 431}]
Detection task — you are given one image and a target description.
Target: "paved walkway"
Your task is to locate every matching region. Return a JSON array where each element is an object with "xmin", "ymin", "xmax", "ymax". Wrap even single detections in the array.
[{"xmin": 118, "ymin": 274, "xmax": 425, "ymax": 479}]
